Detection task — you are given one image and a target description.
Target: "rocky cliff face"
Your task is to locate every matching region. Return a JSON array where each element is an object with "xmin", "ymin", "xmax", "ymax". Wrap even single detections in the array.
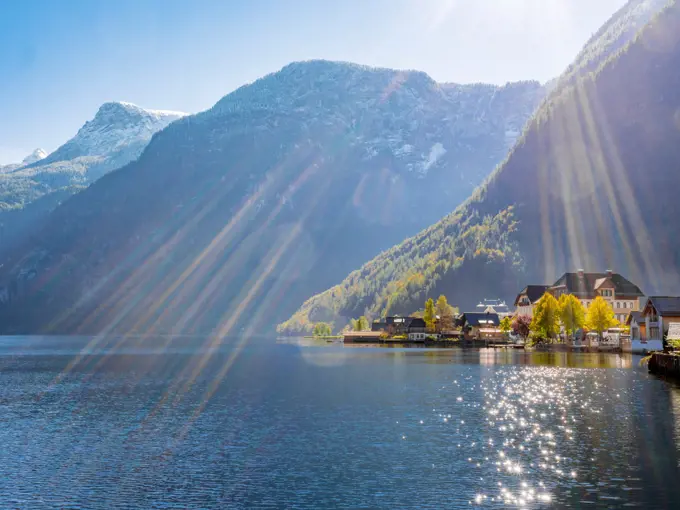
[{"xmin": 0, "ymin": 60, "xmax": 545, "ymax": 334}]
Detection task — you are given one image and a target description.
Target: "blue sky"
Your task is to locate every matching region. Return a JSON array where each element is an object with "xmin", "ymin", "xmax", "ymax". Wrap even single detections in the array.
[{"xmin": 0, "ymin": 0, "xmax": 626, "ymax": 164}]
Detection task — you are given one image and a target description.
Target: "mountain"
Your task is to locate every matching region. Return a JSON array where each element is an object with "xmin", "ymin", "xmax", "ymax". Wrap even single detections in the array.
[
  {"xmin": 0, "ymin": 61, "xmax": 545, "ymax": 334},
  {"xmin": 1, "ymin": 102, "xmax": 186, "ymax": 210},
  {"xmin": 0, "ymin": 148, "xmax": 45, "ymax": 173},
  {"xmin": 279, "ymin": 1, "xmax": 680, "ymax": 334},
  {"xmin": 21, "ymin": 148, "xmax": 47, "ymax": 166},
  {"xmin": 0, "ymin": 102, "xmax": 186, "ymax": 258},
  {"xmin": 34, "ymin": 102, "xmax": 186, "ymax": 173},
  {"xmin": 564, "ymin": 0, "xmax": 670, "ymax": 80}
]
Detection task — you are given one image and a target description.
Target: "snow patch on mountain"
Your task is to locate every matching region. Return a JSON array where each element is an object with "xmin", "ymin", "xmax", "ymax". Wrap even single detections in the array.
[
  {"xmin": 394, "ymin": 144, "xmax": 414, "ymax": 157},
  {"xmin": 420, "ymin": 142, "xmax": 446, "ymax": 175},
  {"xmin": 22, "ymin": 148, "xmax": 47, "ymax": 165}
]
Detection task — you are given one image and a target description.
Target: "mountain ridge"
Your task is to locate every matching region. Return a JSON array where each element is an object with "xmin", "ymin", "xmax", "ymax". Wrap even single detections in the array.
[
  {"xmin": 0, "ymin": 61, "xmax": 545, "ymax": 334},
  {"xmin": 0, "ymin": 102, "xmax": 187, "ymax": 263},
  {"xmin": 278, "ymin": 0, "xmax": 680, "ymax": 334}
]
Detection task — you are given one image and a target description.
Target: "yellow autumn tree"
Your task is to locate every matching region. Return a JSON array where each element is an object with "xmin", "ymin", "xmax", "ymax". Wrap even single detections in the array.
[
  {"xmin": 356, "ymin": 316, "xmax": 370, "ymax": 331},
  {"xmin": 424, "ymin": 298, "xmax": 436, "ymax": 331},
  {"xmin": 530, "ymin": 292, "xmax": 560, "ymax": 342},
  {"xmin": 499, "ymin": 316, "xmax": 512, "ymax": 336},
  {"xmin": 558, "ymin": 294, "xmax": 586, "ymax": 341},
  {"xmin": 585, "ymin": 296, "xmax": 618, "ymax": 339},
  {"xmin": 435, "ymin": 295, "xmax": 455, "ymax": 332}
]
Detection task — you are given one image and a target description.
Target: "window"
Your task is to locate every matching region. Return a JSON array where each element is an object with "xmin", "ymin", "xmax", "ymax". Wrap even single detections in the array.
[{"xmin": 650, "ymin": 327, "xmax": 660, "ymax": 339}]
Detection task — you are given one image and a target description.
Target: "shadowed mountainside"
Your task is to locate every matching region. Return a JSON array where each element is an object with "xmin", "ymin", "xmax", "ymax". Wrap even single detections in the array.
[{"xmin": 280, "ymin": 1, "xmax": 680, "ymax": 334}]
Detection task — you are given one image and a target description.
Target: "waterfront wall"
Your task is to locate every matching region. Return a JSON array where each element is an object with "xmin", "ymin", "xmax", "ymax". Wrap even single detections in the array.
[{"xmin": 649, "ymin": 353, "xmax": 680, "ymax": 380}]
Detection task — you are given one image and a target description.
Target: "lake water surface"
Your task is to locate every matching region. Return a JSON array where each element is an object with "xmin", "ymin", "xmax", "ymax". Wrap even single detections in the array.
[{"xmin": 1, "ymin": 336, "xmax": 680, "ymax": 508}]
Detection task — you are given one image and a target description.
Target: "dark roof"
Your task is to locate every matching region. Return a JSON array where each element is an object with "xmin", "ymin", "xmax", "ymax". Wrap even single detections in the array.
[
  {"xmin": 626, "ymin": 311, "xmax": 644, "ymax": 325},
  {"xmin": 373, "ymin": 316, "xmax": 425, "ymax": 330},
  {"xmin": 514, "ymin": 285, "xmax": 548, "ymax": 305},
  {"xmin": 550, "ymin": 272, "xmax": 644, "ymax": 298},
  {"xmin": 460, "ymin": 312, "xmax": 500, "ymax": 327},
  {"xmin": 384, "ymin": 316, "xmax": 414, "ymax": 325},
  {"xmin": 645, "ymin": 297, "xmax": 680, "ymax": 316},
  {"xmin": 371, "ymin": 321, "xmax": 387, "ymax": 332}
]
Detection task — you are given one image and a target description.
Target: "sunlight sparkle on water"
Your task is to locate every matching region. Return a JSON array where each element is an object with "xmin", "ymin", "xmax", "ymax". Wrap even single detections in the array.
[{"xmin": 466, "ymin": 367, "xmax": 594, "ymax": 506}]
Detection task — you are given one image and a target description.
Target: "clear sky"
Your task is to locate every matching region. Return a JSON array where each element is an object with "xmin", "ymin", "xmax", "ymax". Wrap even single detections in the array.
[{"xmin": 0, "ymin": 0, "xmax": 627, "ymax": 164}]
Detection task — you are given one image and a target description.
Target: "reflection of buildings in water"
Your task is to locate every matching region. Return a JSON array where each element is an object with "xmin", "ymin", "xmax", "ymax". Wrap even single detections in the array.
[
  {"xmin": 617, "ymin": 354, "xmax": 633, "ymax": 369},
  {"xmin": 478, "ymin": 348, "xmax": 519, "ymax": 366},
  {"xmin": 476, "ymin": 350, "xmax": 635, "ymax": 369},
  {"xmin": 479, "ymin": 348, "xmax": 497, "ymax": 366},
  {"xmin": 671, "ymin": 385, "xmax": 680, "ymax": 444}
]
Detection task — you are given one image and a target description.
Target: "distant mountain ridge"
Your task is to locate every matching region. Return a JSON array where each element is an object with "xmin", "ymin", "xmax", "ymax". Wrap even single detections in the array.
[
  {"xmin": 35, "ymin": 102, "xmax": 186, "ymax": 168},
  {"xmin": 0, "ymin": 61, "xmax": 545, "ymax": 334},
  {"xmin": 279, "ymin": 0, "xmax": 680, "ymax": 334},
  {"xmin": 0, "ymin": 102, "xmax": 186, "ymax": 258},
  {"xmin": 21, "ymin": 148, "xmax": 47, "ymax": 166},
  {"xmin": 0, "ymin": 148, "xmax": 45, "ymax": 173}
]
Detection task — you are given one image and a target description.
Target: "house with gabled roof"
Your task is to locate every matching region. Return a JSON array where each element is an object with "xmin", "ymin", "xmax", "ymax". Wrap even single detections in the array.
[
  {"xmin": 458, "ymin": 312, "xmax": 501, "ymax": 341},
  {"xmin": 641, "ymin": 296, "xmax": 680, "ymax": 345},
  {"xmin": 514, "ymin": 285, "xmax": 549, "ymax": 317}
]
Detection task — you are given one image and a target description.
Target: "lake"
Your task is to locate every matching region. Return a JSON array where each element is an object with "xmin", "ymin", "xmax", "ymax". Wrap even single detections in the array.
[{"xmin": 1, "ymin": 335, "xmax": 679, "ymax": 508}]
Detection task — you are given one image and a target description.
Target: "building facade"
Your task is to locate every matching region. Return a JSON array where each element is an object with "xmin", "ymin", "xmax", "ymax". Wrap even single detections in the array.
[
  {"xmin": 372, "ymin": 316, "xmax": 427, "ymax": 335},
  {"xmin": 626, "ymin": 311, "xmax": 646, "ymax": 341},
  {"xmin": 458, "ymin": 312, "xmax": 501, "ymax": 341},
  {"xmin": 548, "ymin": 270, "xmax": 644, "ymax": 323},
  {"xmin": 641, "ymin": 296, "xmax": 680, "ymax": 344}
]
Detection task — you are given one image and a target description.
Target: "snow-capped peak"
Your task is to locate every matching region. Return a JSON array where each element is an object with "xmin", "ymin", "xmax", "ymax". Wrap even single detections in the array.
[
  {"xmin": 22, "ymin": 148, "xmax": 48, "ymax": 165},
  {"xmin": 115, "ymin": 101, "xmax": 187, "ymax": 119},
  {"xmin": 40, "ymin": 101, "xmax": 188, "ymax": 164}
]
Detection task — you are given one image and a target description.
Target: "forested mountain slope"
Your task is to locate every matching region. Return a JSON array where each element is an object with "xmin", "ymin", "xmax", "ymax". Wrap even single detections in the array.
[
  {"xmin": 564, "ymin": 0, "xmax": 669, "ymax": 80},
  {"xmin": 279, "ymin": 1, "xmax": 680, "ymax": 334},
  {"xmin": 0, "ymin": 61, "xmax": 544, "ymax": 334}
]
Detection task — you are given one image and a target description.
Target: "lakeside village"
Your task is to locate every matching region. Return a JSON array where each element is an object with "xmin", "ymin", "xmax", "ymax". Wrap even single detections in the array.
[{"xmin": 330, "ymin": 269, "xmax": 680, "ymax": 357}]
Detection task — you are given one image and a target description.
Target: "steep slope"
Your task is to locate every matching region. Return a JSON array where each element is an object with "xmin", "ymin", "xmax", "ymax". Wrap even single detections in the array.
[
  {"xmin": 565, "ymin": 0, "xmax": 670, "ymax": 79},
  {"xmin": 280, "ymin": 1, "xmax": 680, "ymax": 333},
  {"xmin": 0, "ymin": 103, "xmax": 186, "ymax": 258},
  {"xmin": 0, "ymin": 61, "xmax": 545, "ymax": 334}
]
